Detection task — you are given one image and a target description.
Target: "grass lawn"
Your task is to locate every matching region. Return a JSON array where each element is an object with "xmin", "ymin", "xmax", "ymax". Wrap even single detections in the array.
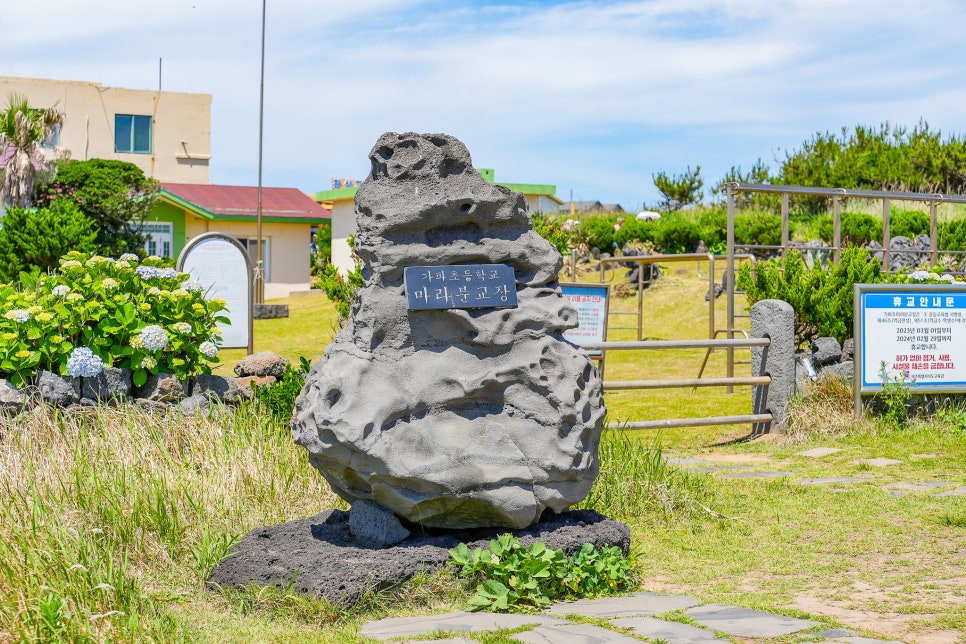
[{"xmin": 1, "ymin": 263, "xmax": 964, "ymax": 643}]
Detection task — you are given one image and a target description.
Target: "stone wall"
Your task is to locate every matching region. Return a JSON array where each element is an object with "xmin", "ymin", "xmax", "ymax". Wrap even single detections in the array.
[{"xmin": 0, "ymin": 351, "xmax": 289, "ymax": 415}]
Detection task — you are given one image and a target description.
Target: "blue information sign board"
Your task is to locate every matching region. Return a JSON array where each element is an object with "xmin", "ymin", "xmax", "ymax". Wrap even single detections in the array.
[
  {"xmin": 404, "ymin": 264, "xmax": 518, "ymax": 310},
  {"xmin": 855, "ymin": 283, "xmax": 966, "ymax": 393}
]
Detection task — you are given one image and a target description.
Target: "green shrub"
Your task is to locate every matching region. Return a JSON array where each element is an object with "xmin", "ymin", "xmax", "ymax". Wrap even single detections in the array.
[
  {"xmin": 0, "ymin": 251, "xmax": 227, "ymax": 386},
  {"xmin": 310, "ymin": 222, "xmax": 332, "ymax": 275},
  {"xmin": 613, "ymin": 217, "xmax": 658, "ymax": 249},
  {"xmin": 578, "ymin": 215, "xmax": 619, "ymax": 253},
  {"xmin": 653, "ymin": 212, "xmax": 701, "ymax": 254},
  {"xmin": 448, "ymin": 534, "xmax": 634, "ymax": 612},
  {"xmin": 696, "ymin": 209, "xmax": 726, "ymax": 252},
  {"xmin": 40, "ymin": 158, "xmax": 160, "ymax": 257},
  {"xmin": 734, "ymin": 211, "xmax": 782, "ymax": 246},
  {"xmin": 813, "ymin": 247, "xmax": 885, "ymax": 341},
  {"xmin": 815, "ymin": 211, "xmax": 882, "ymax": 247},
  {"xmin": 530, "ymin": 212, "xmax": 573, "ymax": 254},
  {"xmin": 0, "ymin": 201, "xmax": 97, "ymax": 281},
  {"xmin": 252, "ymin": 356, "xmax": 311, "ymax": 419},
  {"xmin": 316, "ymin": 262, "xmax": 363, "ymax": 324},
  {"xmin": 939, "ymin": 218, "xmax": 966, "ymax": 250},
  {"xmin": 890, "ymin": 208, "xmax": 929, "ymax": 239},
  {"xmin": 736, "ymin": 247, "xmax": 886, "ymax": 345}
]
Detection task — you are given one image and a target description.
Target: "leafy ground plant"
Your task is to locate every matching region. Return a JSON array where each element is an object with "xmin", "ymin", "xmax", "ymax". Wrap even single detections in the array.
[
  {"xmin": 252, "ymin": 356, "xmax": 312, "ymax": 419},
  {"xmin": 448, "ymin": 534, "xmax": 634, "ymax": 612}
]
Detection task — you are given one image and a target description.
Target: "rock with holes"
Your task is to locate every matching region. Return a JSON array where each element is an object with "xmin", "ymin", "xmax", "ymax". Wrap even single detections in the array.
[{"xmin": 292, "ymin": 132, "xmax": 606, "ymax": 530}]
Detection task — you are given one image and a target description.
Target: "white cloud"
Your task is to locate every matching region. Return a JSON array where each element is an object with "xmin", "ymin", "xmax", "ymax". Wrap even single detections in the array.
[{"xmin": 5, "ymin": 0, "xmax": 966, "ymax": 207}]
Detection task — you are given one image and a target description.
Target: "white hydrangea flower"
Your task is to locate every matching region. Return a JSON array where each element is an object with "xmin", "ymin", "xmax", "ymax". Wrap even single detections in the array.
[
  {"xmin": 199, "ymin": 341, "xmax": 219, "ymax": 359},
  {"xmin": 101, "ymin": 278, "xmax": 118, "ymax": 289},
  {"xmin": 183, "ymin": 280, "xmax": 203, "ymax": 292},
  {"xmin": 938, "ymin": 273, "xmax": 956, "ymax": 283},
  {"xmin": 4, "ymin": 309, "xmax": 29, "ymax": 323},
  {"xmin": 67, "ymin": 347, "xmax": 105, "ymax": 378},
  {"xmin": 173, "ymin": 322, "xmax": 191, "ymax": 334},
  {"xmin": 119, "ymin": 253, "xmax": 139, "ymax": 262},
  {"xmin": 52, "ymin": 285, "xmax": 71, "ymax": 297},
  {"xmin": 140, "ymin": 356, "xmax": 157, "ymax": 370},
  {"xmin": 139, "ymin": 325, "xmax": 169, "ymax": 351}
]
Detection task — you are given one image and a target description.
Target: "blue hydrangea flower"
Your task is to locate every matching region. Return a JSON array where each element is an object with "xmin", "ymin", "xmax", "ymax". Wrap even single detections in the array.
[
  {"xmin": 67, "ymin": 347, "xmax": 105, "ymax": 378},
  {"xmin": 139, "ymin": 325, "xmax": 169, "ymax": 351},
  {"xmin": 135, "ymin": 266, "xmax": 179, "ymax": 280},
  {"xmin": 199, "ymin": 341, "xmax": 219, "ymax": 359},
  {"xmin": 183, "ymin": 280, "xmax": 204, "ymax": 292}
]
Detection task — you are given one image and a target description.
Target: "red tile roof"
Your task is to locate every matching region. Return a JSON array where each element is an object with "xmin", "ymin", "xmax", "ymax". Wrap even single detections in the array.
[{"xmin": 162, "ymin": 183, "xmax": 331, "ymax": 220}]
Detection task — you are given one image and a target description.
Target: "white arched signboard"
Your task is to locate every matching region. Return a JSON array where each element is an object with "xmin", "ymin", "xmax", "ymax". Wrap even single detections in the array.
[{"xmin": 176, "ymin": 232, "xmax": 253, "ymax": 353}]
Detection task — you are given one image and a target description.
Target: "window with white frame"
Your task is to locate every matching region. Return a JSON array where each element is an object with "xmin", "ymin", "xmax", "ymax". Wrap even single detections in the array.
[
  {"xmin": 142, "ymin": 222, "xmax": 174, "ymax": 258},
  {"xmin": 237, "ymin": 237, "xmax": 270, "ymax": 282}
]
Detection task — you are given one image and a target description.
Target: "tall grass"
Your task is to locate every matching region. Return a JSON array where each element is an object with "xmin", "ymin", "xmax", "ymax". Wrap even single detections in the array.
[
  {"xmin": 0, "ymin": 404, "xmax": 336, "ymax": 641},
  {"xmin": 576, "ymin": 430, "xmax": 717, "ymax": 523}
]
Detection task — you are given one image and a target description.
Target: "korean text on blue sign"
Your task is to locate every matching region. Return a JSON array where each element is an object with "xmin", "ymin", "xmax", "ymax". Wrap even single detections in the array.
[
  {"xmin": 404, "ymin": 264, "xmax": 518, "ymax": 310},
  {"xmin": 859, "ymin": 287, "xmax": 966, "ymax": 390}
]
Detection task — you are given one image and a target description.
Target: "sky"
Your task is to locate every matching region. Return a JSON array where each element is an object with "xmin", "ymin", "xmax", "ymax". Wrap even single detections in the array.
[{"xmin": 5, "ymin": 0, "xmax": 966, "ymax": 212}]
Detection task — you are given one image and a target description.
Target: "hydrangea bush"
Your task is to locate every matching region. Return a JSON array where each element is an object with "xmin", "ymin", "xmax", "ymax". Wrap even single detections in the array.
[{"xmin": 0, "ymin": 251, "xmax": 228, "ymax": 387}]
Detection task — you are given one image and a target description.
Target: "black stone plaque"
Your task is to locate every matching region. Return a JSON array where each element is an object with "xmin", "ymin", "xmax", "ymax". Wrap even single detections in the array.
[{"xmin": 404, "ymin": 264, "xmax": 518, "ymax": 310}]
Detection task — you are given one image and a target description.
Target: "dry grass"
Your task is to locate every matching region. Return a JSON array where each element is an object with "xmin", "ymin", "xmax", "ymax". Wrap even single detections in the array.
[{"xmin": 0, "ymin": 403, "xmax": 338, "ymax": 642}]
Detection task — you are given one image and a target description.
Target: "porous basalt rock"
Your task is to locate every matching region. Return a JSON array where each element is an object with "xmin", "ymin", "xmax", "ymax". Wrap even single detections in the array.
[
  {"xmin": 207, "ymin": 509, "xmax": 629, "ymax": 607},
  {"xmin": 292, "ymin": 132, "xmax": 606, "ymax": 530},
  {"xmin": 235, "ymin": 351, "xmax": 289, "ymax": 379}
]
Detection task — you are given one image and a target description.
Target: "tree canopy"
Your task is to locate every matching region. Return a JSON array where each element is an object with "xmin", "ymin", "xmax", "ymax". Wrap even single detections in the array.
[{"xmin": 39, "ymin": 158, "xmax": 160, "ymax": 257}]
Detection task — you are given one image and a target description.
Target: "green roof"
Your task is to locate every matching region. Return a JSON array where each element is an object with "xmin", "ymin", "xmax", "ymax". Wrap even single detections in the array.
[{"xmin": 315, "ymin": 169, "xmax": 559, "ymax": 204}]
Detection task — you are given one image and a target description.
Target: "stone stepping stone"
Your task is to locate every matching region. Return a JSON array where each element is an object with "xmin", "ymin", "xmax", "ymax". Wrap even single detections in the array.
[
  {"xmin": 814, "ymin": 628, "xmax": 858, "ymax": 638},
  {"xmin": 513, "ymin": 622, "xmax": 641, "ymax": 643},
  {"xmin": 665, "ymin": 457, "xmax": 716, "ymax": 466},
  {"xmin": 611, "ymin": 616, "xmax": 730, "ymax": 643},
  {"xmin": 546, "ymin": 591, "xmax": 700, "ymax": 617},
  {"xmin": 686, "ymin": 604, "xmax": 819, "ymax": 638},
  {"xmin": 798, "ymin": 476, "xmax": 872, "ymax": 486},
  {"xmin": 797, "ymin": 447, "xmax": 842, "ymax": 458},
  {"xmin": 399, "ymin": 639, "xmax": 476, "ymax": 644},
  {"xmin": 854, "ymin": 458, "xmax": 903, "ymax": 467},
  {"xmin": 719, "ymin": 471, "xmax": 797, "ymax": 479},
  {"xmin": 690, "ymin": 464, "xmax": 754, "ymax": 473},
  {"xmin": 936, "ymin": 486, "xmax": 966, "ymax": 497},
  {"xmin": 882, "ymin": 481, "xmax": 953, "ymax": 497},
  {"xmin": 359, "ymin": 611, "xmax": 563, "ymax": 639}
]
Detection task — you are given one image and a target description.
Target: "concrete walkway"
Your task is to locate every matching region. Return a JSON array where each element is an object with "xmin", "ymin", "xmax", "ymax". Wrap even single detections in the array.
[{"xmin": 359, "ymin": 592, "xmax": 903, "ymax": 643}]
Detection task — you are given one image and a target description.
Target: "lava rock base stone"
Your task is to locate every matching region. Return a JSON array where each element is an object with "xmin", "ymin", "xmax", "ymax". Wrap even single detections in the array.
[{"xmin": 207, "ymin": 509, "xmax": 629, "ymax": 607}]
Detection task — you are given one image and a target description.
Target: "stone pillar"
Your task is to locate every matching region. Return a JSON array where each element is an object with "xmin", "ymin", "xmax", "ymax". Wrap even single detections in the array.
[{"xmin": 750, "ymin": 299, "xmax": 796, "ymax": 434}]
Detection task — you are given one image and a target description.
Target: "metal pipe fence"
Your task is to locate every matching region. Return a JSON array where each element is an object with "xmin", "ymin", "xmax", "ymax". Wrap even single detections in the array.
[{"xmin": 584, "ymin": 338, "xmax": 773, "ymax": 431}]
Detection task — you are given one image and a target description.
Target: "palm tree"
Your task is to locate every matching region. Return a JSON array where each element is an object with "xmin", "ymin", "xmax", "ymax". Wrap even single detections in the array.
[{"xmin": 0, "ymin": 93, "xmax": 67, "ymax": 210}]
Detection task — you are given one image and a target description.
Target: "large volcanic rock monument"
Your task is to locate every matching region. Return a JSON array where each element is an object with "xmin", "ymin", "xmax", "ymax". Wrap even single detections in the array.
[{"xmin": 291, "ymin": 132, "xmax": 606, "ymax": 530}]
